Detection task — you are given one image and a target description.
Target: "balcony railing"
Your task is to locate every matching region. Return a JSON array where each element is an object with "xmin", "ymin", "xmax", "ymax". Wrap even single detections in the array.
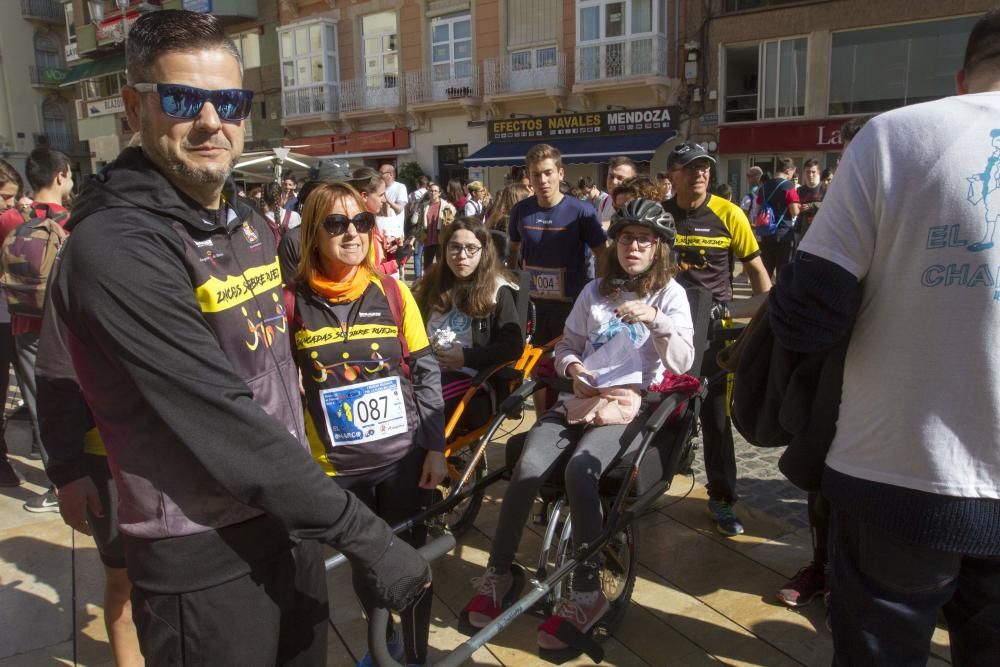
[
  {"xmin": 405, "ymin": 66, "xmax": 480, "ymax": 105},
  {"xmin": 21, "ymin": 0, "xmax": 63, "ymax": 22},
  {"xmin": 724, "ymin": 92, "xmax": 759, "ymax": 122},
  {"xmin": 339, "ymin": 74, "xmax": 403, "ymax": 113},
  {"xmin": 723, "ymin": 0, "xmax": 829, "ymax": 12},
  {"xmin": 483, "ymin": 52, "xmax": 565, "ymax": 97},
  {"xmin": 576, "ymin": 34, "xmax": 668, "ymax": 83},
  {"xmin": 29, "ymin": 65, "xmax": 69, "ymax": 87},
  {"xmin": 34, "ymin": 132, "xmax": 90, "ymax": 156},
  {"xmin": 283, "ymin": 83, "xmax": 339, "ymax": 118}
]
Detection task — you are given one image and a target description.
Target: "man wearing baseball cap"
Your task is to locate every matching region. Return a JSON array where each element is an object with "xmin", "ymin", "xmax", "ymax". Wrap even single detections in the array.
[{"xmin": 664, "ymin": 142, "xmax": 771, "ymax": 537}]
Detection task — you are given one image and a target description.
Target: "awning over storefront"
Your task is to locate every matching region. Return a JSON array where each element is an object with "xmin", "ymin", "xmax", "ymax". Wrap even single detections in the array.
[
  {"xmin": 464, "ymin": 131, "xmax": 675, "ymax": 167},
  {"xmin": 60, "ymin": 55, "xmax": 126, "ymax": 87}
]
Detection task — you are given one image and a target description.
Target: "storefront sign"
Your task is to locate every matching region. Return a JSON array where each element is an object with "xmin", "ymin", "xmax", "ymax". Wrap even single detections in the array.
[
  {"xmin": 719, "ymin": 118, "xmax": 863, "ymax": 153},
  {"xmin": 37, "ymin": 67, "xmax": 68, "ymax": 85},
  {"xmin": 65, "ymin": 43, "xmax": 79, "ymax": 63},
  {"xmin": 86, "ymin": 96, "xmax": 125, "ymax": 118},
  {"xmin": 487, "ymin": 107, "xmax": 676, "ymax": 142},
  {"xmin": 288, "ymin": 129, "xmax": 411, "ymax": 156}
]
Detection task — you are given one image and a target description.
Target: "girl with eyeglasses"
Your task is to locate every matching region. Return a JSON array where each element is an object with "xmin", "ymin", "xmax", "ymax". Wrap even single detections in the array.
[
  {"xmin": 414, "ymin": 218, "xmax": 524, "ymax": 427},
  {"xmin": 460, "ymin": 199, "xmax": 695, "ymax": 655},
  {"xmin": 290, "ymin": 182, "xmax": 446, "ymax": 667}
]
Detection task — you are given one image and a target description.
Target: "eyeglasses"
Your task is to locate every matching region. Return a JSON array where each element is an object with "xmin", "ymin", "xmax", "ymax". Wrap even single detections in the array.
[
  {"xmin": 683, "ymin": 163, "xmax": 712, "ymax": 175},
  {"xmin": 446, "ymin": 243, "xmax": 482, "ymax": 258},
  {"xmin": 615, "ymin": 233, "xmax": 657, "ymax": 249},
  {"xmin": 132, "ymin": 83, "xmax": 254, "ymax": 121},
  {"xmin": 322, "ymin": 212, "xmax": 376, "ymax": 236}
]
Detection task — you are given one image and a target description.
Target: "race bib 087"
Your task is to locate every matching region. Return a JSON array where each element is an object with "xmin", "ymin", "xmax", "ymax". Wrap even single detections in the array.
[{"xmin": 319, "ymin": 376, "xmax": 408, "ymax": 446}]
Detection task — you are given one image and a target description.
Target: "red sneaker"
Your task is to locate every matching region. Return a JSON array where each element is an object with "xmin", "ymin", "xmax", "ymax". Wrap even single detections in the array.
[
  {"xmin": 537, "ymin": 588, "xmax": 609, "ymax": 650},
  {"xmin": 460, "ymin": 566, "xmax": 519, "ymax": 631}
]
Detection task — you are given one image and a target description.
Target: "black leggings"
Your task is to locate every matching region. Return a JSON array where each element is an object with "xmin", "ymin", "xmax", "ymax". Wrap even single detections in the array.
[
  {"xmin": 422, "ymin": 244, "xmax": 438, "ymax": 272},
  {"xmin": 700, "ymin": 335, "xmax": 737, "ymax": 503}
]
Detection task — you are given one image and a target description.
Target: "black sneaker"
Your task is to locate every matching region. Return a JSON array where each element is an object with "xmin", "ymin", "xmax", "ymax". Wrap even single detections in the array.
[
  {"xmin": 0, "ymin": 457, "xmax": 22, "ymax": 487},
  {"xmin": 23, "ymin": 489, "xmax": 59, "ymax": 513}
]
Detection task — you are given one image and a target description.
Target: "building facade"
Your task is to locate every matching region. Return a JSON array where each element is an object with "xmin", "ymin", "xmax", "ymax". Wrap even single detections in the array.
[
  {"xmin": 693, "ymin": 0, "xmax": 994, "ymax": 201},
  {"xmin": 277, "ymin": 0, "xmax": 690, "ymax": 192},
  {"xmin": 0, "ymin": 0, "xmax": 90, "ymax": 181}
]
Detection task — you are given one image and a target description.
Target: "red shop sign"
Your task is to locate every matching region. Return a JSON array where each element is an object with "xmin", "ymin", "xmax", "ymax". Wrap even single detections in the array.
[
  {"xmin": 719, "ymin": 118, "xmax": 862, "ymax": 154},
  {"xmin": 287, "ymin": 129, "xmax": 411, "ymax": 157}
]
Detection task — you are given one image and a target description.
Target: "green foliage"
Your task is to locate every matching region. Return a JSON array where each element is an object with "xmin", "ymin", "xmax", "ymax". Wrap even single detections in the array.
[{"xmin": 397, "ymin": 161, "xmax": 425, "ymax": 191}]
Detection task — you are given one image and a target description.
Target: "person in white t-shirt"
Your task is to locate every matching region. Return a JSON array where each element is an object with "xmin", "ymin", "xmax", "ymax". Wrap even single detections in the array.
[
  {"xmin": 597, "ymin": 156, "xmax": 637, "ymax": 228},
  {"xmin": 376, "ymin": 163, "xmax": 407, "ymax": 240},
  {"xmin": 768, "ymin": 10, "xmax": 1000, "ymax": 664},
  {"xmin": 463, "ymin": 181, "xmax": 487, "ymax": 219}
]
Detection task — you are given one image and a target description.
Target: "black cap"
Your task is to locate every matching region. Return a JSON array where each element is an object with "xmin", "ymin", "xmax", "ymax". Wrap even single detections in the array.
[{"xmin": 667, "ymin": 142, "xmax": 716, "ymax": 170}]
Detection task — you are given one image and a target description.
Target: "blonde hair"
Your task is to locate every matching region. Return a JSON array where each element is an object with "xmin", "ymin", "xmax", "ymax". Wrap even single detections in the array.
[
  {"xmin": 485, "ymin": 183, "xmax": 531, "ymax": 229},
  {"xmin": 296, "ymin": 182, "xmax": 380, "ymax": 283}
]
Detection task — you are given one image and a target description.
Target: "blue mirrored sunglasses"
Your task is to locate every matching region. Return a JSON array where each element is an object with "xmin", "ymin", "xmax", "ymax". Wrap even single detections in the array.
[{"xmin": 132, "ymin": 83, "xmax": 254, "ymax": 122}]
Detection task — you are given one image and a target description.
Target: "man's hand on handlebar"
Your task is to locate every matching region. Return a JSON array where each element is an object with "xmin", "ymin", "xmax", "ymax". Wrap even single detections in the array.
[{"xmin": 362, "ymin": 537, "xmax": 432, "ymax": 612}]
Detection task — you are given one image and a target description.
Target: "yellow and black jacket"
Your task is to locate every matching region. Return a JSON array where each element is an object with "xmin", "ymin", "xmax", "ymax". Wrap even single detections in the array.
[
  {"xmin": 293, "ymin": 276, "xmax": 445, "ymax": 476},
  {"xmin": 666, "ymin": 194, "xmax": 761, "ymax": 303}
]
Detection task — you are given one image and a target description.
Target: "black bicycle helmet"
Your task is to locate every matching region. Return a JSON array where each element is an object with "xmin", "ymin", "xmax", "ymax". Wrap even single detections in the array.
[{"xmin": 607, "ymin": 198, "xmax": 676, "ymax": 246}]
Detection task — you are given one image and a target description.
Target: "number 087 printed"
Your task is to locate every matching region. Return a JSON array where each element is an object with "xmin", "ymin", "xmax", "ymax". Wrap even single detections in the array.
[{"xmin": 320, "ymin": 376, "xmax": 409, "ymax": 446}]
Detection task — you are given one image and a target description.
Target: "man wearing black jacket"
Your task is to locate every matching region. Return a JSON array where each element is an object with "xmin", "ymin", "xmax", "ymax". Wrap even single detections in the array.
[{"xmin": 50, "ymin": 10, "xmax": 428, "ymax": 664}]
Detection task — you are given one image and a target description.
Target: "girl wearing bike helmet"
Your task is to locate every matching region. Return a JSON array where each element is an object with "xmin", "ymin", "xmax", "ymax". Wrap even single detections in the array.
[{"xmin": 461, "ymin": 198, "xmax": 695, "ymax": 653}]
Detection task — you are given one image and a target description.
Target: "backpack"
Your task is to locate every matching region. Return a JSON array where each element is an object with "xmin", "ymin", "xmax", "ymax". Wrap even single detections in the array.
[
  {"xmin": 1, "ymin": 205, "xmax": 69, "ymax": 318},
  {"xmin": 753, "ymin": 179, "xmax": 787, "ymax": 237}
]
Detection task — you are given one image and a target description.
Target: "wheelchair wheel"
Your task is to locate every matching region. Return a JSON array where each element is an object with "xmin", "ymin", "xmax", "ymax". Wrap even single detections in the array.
[
  {"xmin": 437, "ymin": 448, "xmax": 487, "ymax": 538},
  {"xmin": 596, "ymin": 521, "xmax": 639, "ymax": 635},
  {"xmin": 549, "ymin": 513, "xmax": 639, "ymax": 637}
]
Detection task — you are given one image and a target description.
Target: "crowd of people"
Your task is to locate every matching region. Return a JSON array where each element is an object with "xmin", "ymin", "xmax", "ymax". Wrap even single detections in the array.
[{"xmin": 0, "ymin": 6, "xmax": 997, "ymax": 667}]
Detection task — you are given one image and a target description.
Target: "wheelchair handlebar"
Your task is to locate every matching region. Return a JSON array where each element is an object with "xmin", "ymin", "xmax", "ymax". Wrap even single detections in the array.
[
  {"xmin": 643, "ymin": 381, "xmax": 708, "ymax": 433},
  {"xmin": 497, "ymin": 380, "xmax": 537, "ymax": 415},
  {"xmin": 367, "ymin": 533, "xmax": 456, "ymax": 667}
]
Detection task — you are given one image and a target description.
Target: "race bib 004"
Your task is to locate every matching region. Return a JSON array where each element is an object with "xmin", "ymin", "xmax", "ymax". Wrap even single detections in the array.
[
  {"xmin": 526, "ymin": 265, "xmax": 566, "ymax": 300},
  {"xmin": 320, "ymin": 376, "xmax": 408, "ymax": 446}
]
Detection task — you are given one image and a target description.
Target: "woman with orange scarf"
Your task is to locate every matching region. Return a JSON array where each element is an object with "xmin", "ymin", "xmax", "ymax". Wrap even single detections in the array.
[{"xmin": 290, "ymin": 182, "xmax": 446, "ymax": 667}]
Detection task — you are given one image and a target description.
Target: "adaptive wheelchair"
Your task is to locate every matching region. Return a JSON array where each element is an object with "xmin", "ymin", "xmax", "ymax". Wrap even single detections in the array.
[{"xmin": 356, "ymin": 283, "xmax": 716, "ymax": 666}]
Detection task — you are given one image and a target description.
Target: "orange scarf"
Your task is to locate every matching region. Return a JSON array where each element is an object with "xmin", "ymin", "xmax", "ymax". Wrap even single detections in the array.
[{"xmin": 308, "ymin": 265, "xmax": 372, "ymax": 303}]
